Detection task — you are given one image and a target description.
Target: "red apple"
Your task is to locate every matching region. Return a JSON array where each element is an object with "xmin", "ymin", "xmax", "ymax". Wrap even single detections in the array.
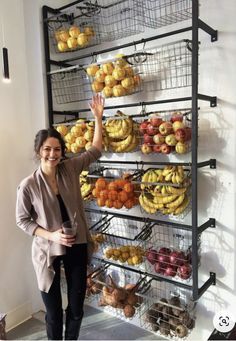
[
  {"xmin": 154, "ymin": 261, "xmax": 166, "ymax": 275},
  {"xmin": 139, "ymin": 121, "xmax": 149, "ymax": 135},
  {"xmin": 169, "ymin": 251, "xmax": 186, "ymax": 266},
  {"xmin": 175, "ymin": 141, "xmax": 188, "ymax": 154},
  {"xmin": 153, "ymin": 133, "xmax": 165, "ymax": 145},
  {"xmin": 146, "ymin": 249, "xmax": 158, "ymax": 265},
  {"xmin": 153, "ymin": 144, "xmax": 162, "ymax": 153},
  {"xmin": 177, "ymin": 264, "xmax": 192, "ymax": 279},
  {"xmin": 175, "ymin": 128, "xmax": 187, "ymax": 142},
  {"xmin": 160, "ymin": 143, "xmax": 171, "ymax": 154},
  {"xmin": 157, "ymin": 247, "xmax": 171, "ymax": 264},
  {"xmin": 165, "ymin": 134, "xmax": 177, "ymax": 146},
  {"xmin": 150, "ymin": 116, "xmax": 163, "ymax": 127},
  {"xmin": 146, "ymin": 123, "xmax": 158, "ymax": 136},
  {"xmin": 159, "ymin": 121, "xmax": 173, "ymax": 136},
  {"xmin": 170, "ymin": 112, "xmax": 184, "ymax": 123},
  {"xmin": 141, "ymin": 143, "xmax": 152, "ymax": 154},
  {"xmin": 172, "ymin": 120, "xmax": 185, "ymax": 132},
  {"xmin": 164, "ymin": 265, "xmax": 177, "ymax": 277},
  {"xmin": 143, "ymin": 134, "xmax": 154, "ymax": 145}
]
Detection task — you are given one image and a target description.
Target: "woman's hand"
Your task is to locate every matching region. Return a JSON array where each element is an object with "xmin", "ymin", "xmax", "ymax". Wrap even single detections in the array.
[
  {"xmin": 49, "ymin": 229, "xmax": 76, "ymax": 247},
  {"xmin": 89, "ymin": 93, "xmax": 105, "ymax": 120}
]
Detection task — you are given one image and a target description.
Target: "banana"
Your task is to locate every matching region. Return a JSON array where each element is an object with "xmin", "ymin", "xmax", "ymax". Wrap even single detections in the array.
[
  {"xmin": 110, "ymin": 134, "xmax": 133, "ymax": 153},
  {"xmin": 142, "ymin": 193, "xmax": 164, "ymax": 210},
  {"xmin": 153, "ymin": 194, "xmax": 179, "ymax": 204},
  {"xmin": 149, "ymin": 170, "xmax": 158, "ymax": 184},
  {"xmin": 166, "ymin": 193, "xmax": 185, "ymax": 208},
  {"xmin": 175, "ymin": 172, "xmax": 184, "ymax": 184},
  {"xmin": 166, "ymin": 186, "xmax": 187, "ymax": 195},
  {"xmin": 177, "ymin": 166, "xmax": 185, "ymax": 178},
  {"xmin": 154, "ymin": 169, "xmax": 164, "ymax": 182},
  {"xmin": 160, "ymin": 206, "xmax": 177, "ymax": 215},
  {"xmin": 139, "ymin": 194, "xmax": 157, "ymax": 214},
  {"xmin": 161, "ymin": 185, "xmax": 168, "ymax": 195},
  {"xmin": 141, "ymin": 171, "xmax": 150, "ymax": 190},
  {"xmin": 174, "ymin": 196, "xmax": 190, "ymax": 215},
  {"xmin": 162, "ymin": 166, "xmax": 176, "ymax": 177},
  {"xmin": 165, "ymin": 172, "xmax": 174, "ymax": 182},
  {"xmin": 124, "ymin": 134, "xmax": 137, "ymax": 152},
  {"xmin": 81, "ymin": 183, "xmax": 92, "ymax": 198},
  {"xmin": 171, "ymin": 172, "xmax": 177, "ymax": 184}
]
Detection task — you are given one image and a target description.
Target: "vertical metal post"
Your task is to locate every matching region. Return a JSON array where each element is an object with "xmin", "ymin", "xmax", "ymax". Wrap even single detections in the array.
[
  {"xmin": 192, "ymin": 0, "xmax": 199, "ymax": 300},
  {"xmin": 42, "ymin": 6, "xmax": 55, "ymax": 128}
]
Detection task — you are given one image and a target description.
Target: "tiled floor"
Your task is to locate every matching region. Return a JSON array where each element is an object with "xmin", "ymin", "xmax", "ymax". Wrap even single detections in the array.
[{"xmin": 7, "ymin": 305, "xmax": 162, "ymax": 340}]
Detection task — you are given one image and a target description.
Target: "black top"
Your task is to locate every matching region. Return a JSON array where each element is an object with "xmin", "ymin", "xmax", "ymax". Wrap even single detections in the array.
[{"xmin": 56, "ymin": 194, "xmax": 70, "ymax": 223}]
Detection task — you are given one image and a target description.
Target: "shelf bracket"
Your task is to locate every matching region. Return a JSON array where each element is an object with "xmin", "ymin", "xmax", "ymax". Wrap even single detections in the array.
[
  {"xmin": 198, "ymin": 218, "xmax": 216, "ymax": 234},
  {"xmin": 197, "ymin": 272, "xmax": 216, "ymax": 300},
  {"xmin": 198, "ymin": 94, "xmax": 217, "ymax": 107},
  {"xmin": 197, "ymin": 159, "xmax": 216, "ymax": 169},
  {"xmin": 198, "ymin": 19, "xmax": 218, "ymax": 42}
]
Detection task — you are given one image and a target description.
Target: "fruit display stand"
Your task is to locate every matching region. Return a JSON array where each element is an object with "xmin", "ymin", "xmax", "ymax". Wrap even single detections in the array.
[{"xmin": 43, "ymin": 0, "xmax": 218, "ymax": 339}]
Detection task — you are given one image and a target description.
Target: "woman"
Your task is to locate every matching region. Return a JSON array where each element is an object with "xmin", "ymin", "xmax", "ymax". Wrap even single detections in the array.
[{"xmin": 16, "ymin": 94, "xmax": 104, "ymax": 340}]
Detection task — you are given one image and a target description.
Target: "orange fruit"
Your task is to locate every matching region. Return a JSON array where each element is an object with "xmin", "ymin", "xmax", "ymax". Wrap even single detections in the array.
[
  {"xmin": 124, "ymin": 182, "xmax": 134, "ymax": 193},
  {"xmin": 108, "ymin": 190, "xmax": 118, "ymax": 201},
  {"xmin": 118, "ymin": 190, "xmax": 129, "ymax": 203},
  {"xmin": 113, "ymin": 200, "xmax": 123, "ymax": 209},
  {"xmin": 97, "ymin": 197, "xmax": 106, "ymax": 207},
  {"xmin": 95, "ymin": 178, "xmax": 107, "ymax": 190}
]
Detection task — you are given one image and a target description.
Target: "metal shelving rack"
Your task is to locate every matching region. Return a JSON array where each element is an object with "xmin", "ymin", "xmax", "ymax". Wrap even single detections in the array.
[{"xmin": 42, "ymin": 0, "xmax": 218, "ymax": 330}]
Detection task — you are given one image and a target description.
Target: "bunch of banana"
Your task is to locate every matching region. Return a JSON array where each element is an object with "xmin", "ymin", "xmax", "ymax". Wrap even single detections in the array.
[
  {"xmin": 139, "ymin": 189, "xmax": 190, "ymax": 216},
  {"xmin": 162, "ymin": 165, "xmax": 185, "ymax": 184},
  {"xmin": 80, "ymin": 171, "xmax": 94, "ymax": 200},
  {"xmin": 105, "ymin": 111, "xmax": 138, "ymax": 153},
  {"xmin": 140, "ymin": 169, "xmax": 164, "ymax": 190}
]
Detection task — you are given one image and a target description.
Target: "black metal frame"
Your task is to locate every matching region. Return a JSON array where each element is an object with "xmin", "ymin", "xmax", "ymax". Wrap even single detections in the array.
[{"xmin": 42, "ymin": 0, "xmax": 218, "ymax": 301}]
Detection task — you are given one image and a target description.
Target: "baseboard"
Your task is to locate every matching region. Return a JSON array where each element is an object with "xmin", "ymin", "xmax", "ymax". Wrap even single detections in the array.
[{"xmin": 6, "ymin": 301, "xmax": 32, "ymax": 332}]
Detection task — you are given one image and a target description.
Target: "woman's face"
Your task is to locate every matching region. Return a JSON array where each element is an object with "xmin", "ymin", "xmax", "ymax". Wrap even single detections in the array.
[{"xmin": 39, "ymin": 137, "xmax": 62, "ymax": 170}]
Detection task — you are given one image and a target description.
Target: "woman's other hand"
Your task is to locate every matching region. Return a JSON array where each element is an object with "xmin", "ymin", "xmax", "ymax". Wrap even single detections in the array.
[
  {"xmin": 89, "ymin": 93, "xmax": 104, "ymax": 120},
  {"xmin": 50, "ymin": 229, "xmax": 76, "ymax": 247}
]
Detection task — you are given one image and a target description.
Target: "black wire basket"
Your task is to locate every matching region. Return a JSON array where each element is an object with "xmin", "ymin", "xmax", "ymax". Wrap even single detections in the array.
[
  {"xmin": 139, "ymin": 279, "xmax": 196, "ymax": 339},
  {"xmin": 88, "ymin": 211, "xmax": 152, "ymax": 270},
  {"xmin": 50, "ymin": 66, "xmax": 92, "ymax": 104},
  {"xmin": 46, "ymin": 0, "xmax": 146, "ymax": 54},
  {"xmin": 86, "ymin": 261, "xmax": 150, "ymax": 321},
  {"xmin": 144, "ymin": 223, "xmax": 201, "ymax": 284},
  {"xmin": 141, "ymin": 0, "xmax": 192, "ymax": 29}
]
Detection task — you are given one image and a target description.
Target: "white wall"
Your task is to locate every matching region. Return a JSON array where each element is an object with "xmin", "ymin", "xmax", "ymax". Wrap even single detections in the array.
[{"xmin": 0, "ymin": 0, "xmax": 235, "ymax": 339}]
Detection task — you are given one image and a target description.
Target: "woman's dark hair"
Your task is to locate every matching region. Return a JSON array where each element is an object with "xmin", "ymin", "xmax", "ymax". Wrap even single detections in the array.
[{"xmin": 34, "ymin": 128, "xmax": 66, "ymax": 158}]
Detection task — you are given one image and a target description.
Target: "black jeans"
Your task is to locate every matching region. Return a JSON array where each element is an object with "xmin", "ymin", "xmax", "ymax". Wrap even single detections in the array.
[{"xmin": 41, "ymin": 244, "xmax": 87, "ymax": 340}]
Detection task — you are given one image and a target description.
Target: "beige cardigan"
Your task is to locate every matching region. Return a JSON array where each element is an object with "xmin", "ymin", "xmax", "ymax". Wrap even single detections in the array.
[{"xmin": 16, "ymin": 146, "xmax": 101, "ymax": 292}]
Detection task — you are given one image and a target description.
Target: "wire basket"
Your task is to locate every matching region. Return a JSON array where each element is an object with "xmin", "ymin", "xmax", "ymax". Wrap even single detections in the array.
[
  {"xmin": 46, "ymin": 0, "xmax": 150, "ymax": 54},
  {"xmin": 141, "ymin": 0, "xmax": 192, "ymax": 29},
  {"xmin": 125, "ymin": 39, "xmax": 192, "ymax": 93},
  {"xmin": 139, "ymin": 279, "xmax": 195, "ymax": 339},
  {"xmin": 50, "ymin": 66, "xmax": 92, "ymax": 104},
  {"xmin": 88, "ymin": 211, "xmax": 152, "ymax": 269},
  {"xmin": 144, "ymin": 223, "xmax": 201, "ymax": 284},
  {"xmin": 136, "ymin": 108, "xmax": 192, "ymax": 155},
  {"xmin": 88, "ymin": 262, "xmax": 149, "ymax": 321}
]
